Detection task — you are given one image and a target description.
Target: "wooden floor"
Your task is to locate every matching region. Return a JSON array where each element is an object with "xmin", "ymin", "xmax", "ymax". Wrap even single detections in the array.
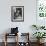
[{"xmin": 0, "ymin": 42, "xmax": 46, "ymax": 46}]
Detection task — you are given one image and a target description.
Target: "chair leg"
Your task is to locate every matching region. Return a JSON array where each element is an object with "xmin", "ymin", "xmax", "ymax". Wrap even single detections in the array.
[
  {"xmin": 4, "ymin": 41, "xmax": 7, "ymax": 46},
  {"xmin": 4, "ymin": 33, "xmax": 7, "ymax": 46}
]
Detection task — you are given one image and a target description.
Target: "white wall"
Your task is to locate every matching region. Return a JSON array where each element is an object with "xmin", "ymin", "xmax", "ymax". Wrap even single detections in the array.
[
  {"xmin": 0, "ymin": 0, "xmax": 36, "ymax": 33},
  {"xmin": 0, "ymin": 0, "xmax": 36, "ymax": 42}
]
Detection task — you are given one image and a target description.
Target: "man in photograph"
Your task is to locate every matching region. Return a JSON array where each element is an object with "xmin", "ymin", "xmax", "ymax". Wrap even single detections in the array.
[{"xmin": 14, "ymin": 8, "xmax": 22, "ymax": 20}]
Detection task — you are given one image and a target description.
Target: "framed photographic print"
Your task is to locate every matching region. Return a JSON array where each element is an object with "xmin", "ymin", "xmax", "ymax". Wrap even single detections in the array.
[{"xmin": 11, "ymin": 6, "xmax": 24, "ymax": 22}]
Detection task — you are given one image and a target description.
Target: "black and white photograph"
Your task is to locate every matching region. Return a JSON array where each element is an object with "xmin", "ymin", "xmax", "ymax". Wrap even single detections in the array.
[{"xmin": 11, "ymin": 6, "xmax": 24, "ymax": 22}]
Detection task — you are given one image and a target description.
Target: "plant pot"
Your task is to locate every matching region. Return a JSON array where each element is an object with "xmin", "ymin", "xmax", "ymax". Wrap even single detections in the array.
[
  {"xmin": 37, "ymin": 39, "xmax": 40, "ymax": 43},
  {"xmin": 40, "ymin": 38, "xmax": 45, "ymax": 43},
  {"xmin": 37, "ymin": 39, "xmax": 45, "ymax": 44}
]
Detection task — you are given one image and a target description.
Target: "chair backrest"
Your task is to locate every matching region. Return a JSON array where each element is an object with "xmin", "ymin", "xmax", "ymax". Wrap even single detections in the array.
[{"xmin": 11, "ymin": 27, "xmax": 18, "ymax": 34}]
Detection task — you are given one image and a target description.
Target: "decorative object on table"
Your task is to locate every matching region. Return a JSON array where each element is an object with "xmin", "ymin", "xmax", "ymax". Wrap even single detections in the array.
[{"xmin": 11, "ymin": 6, "xmax": 24, "ymax": 22}]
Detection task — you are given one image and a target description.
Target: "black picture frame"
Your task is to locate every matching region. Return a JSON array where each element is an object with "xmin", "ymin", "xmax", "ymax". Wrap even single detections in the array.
[{"xmin": 11, "ymin": 6, "xmax": 24, "ymax": 22}]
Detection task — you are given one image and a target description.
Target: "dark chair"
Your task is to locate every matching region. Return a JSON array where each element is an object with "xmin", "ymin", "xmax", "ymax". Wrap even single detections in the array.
[{"xmin": 4, "ymin": 27, "xmax": 19, "ymax": 46}]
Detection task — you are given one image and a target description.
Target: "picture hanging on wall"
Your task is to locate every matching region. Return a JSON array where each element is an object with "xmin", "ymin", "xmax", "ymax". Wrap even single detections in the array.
[{"xmin": 11, "ymin": 6, "xmax": 24, "ymax": 22}]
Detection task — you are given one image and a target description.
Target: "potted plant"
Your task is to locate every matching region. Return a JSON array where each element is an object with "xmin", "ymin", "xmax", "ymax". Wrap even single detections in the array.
[{"xmin": 33, "ymin": 32, "xmax": 46, "ymax": 43}]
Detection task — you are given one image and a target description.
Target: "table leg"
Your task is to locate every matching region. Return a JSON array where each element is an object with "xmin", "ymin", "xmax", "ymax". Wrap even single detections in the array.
[{"xmin": 4, "ymin": 34, "xmax": 7, "ymax": 46}]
